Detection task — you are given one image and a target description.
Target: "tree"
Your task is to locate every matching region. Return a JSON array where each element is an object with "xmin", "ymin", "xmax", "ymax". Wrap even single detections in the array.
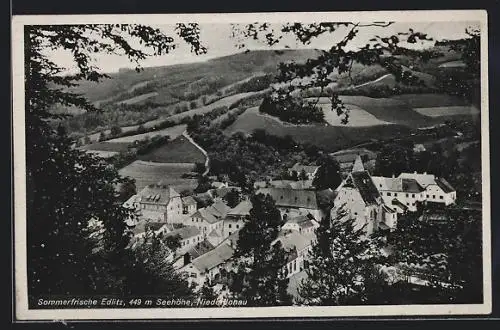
[
  {"xmin": 374, "ymin": 143, "xmax": 414, "ymax": 177},
  {"xmin": 381, "ymin": 206, "xmax": 482, "ymax": 303},
  {"xmin": 313, "ymin": 155, "xmax": 341, "ymax": 190},
  {"xmin": 190, "ymin": 100, "xmax": 197, "ymax": 109},
  {"xmin": 231, "ymin": 22, "xmax": 442, "ymax": 124},
  {"xmin": 123, "ymin": 233, "xmax": 194, "ymax": 297},
  {"xmin": 224, "ymin": 188, "xmax": 241, "ymax": 208},
  {"xmin": 194, "ymin": 175, "xmax": 212, "ymax": 193},
  {"xmin": 231, "ymin": 193, "xmax": 292, "ymax": 306},
  {"xmin": 98, "ymin": 131, "xmax": 107, "ymax": 142},
  {"xmin": 198, "ymin": 281, "xmax": 218, "ymax": 301},
  {"xmin": 110, "ymin": 125, "xmax": 123, "ymax": 137},
  {"xmin": 118, "ymin": 179, "xmax": 137, "ymax": 203},
  {"xmin": 297, "ymin": 209, "xmax": 382, "ymax": 306},
  {"xmin": 25, "ymin": 23, "xmax": 206, "ymax": 301}
]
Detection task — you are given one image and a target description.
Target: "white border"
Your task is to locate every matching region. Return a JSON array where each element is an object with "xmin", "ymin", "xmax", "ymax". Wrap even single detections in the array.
[{"xmin": 12, "ymin": 10, "xmax": 491, "ymax": 321}]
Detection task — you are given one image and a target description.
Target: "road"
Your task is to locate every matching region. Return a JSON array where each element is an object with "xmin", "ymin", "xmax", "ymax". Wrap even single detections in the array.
[{"xmin": 182, "ymin": 130, "xmax": 210, "ymax": 176}]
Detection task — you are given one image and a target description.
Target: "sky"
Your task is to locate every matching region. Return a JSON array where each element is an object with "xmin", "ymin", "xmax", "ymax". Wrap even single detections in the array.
[{"xmin": 47, "ymin": 21, "xmax": 480, "ymax": 74}]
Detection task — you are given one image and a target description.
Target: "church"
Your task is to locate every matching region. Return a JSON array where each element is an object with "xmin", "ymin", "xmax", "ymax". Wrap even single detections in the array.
[{"xmin": 331, "ymin": 156, "xmax": 398, "ymax": 235}]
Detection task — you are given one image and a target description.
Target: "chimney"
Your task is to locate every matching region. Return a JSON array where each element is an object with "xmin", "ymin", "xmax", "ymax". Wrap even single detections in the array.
[
  {"xmin": 414, "ymin": 171, "xmax": 417, "ymax": 174},
  {"xmin": 392, "ymin": 174, "xmax": 395, "ymax": 178},
  {"xmin": 424, "ymin": 172, "xmax": 427, "ymax": 175}
]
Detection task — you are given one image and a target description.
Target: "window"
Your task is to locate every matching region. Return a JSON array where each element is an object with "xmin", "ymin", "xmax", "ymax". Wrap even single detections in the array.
[
  {"xmin": 395, "ymin": 193, "xmax": 398, "ymax": 197},
  {"xmin": 406, "ymin": 193, "xmax": 409, "ymax": 197},
  {"xmin": 190, "ymin": 273, "xmax": 197, "ymax": 278},
  {"xmin": 236, "ymin": 224, "xmax": 239, "ymax": 229},
  {"xmin": 280, "ymin": 196, "xmax": 283, "ymax": 200},
  {"xmin": 228, "ymin": 224, "xmax": 232, "ymax": 229},
  {"xmin": 228, "ymin": 231, "xmax": 232, "ymax": 236},
  {"xmin": 426, "ymin": 194, "xmax": 429, "ymax": 198},
  {"xmin": 387, "ymin": 192, "xmax": 391, "ymax": 196},
  {"xmin": 440, "ymin": 196, "xmax": 444, "ymax": 200},
  {"xmin": 412, "ymin": 194, "xmax": 415, "ymax": 198},
  {"xmin": 433, "ymin": 195, "xmax": 436, "ymax": 199},
  {"xmin": 406, "ymin": 202, "xmax": 409, "ymax": 206},
  {"xmin": 354, "ymin": 212, "xmax": 357, "ymax": 216},
  {"xmin": 293, "ymin": 260, "xmax": 296, "ymax": 271}
]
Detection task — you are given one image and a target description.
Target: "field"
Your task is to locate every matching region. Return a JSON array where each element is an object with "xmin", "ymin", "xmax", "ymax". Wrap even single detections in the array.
[
  {"xmin": 319, "ymin": 103, "xmax": 392, "ymax": 127},
  {"xmin": 137, "ymin": 135, "xmax": 206, "ymax": 163},
  {"xmin": 80, "ymin": 141, "xmax": 131, "ymax": 152},
  {"xmin": 83, "ymin": 150, "xmax": 119, "ymax": 158},
  {"xmin": 107, "ymin": 124, "xmax": 187, "ymax": 143},
  {"xmin": 307, "ymin": 94, "xmax": 477, "ymax": 127},
  {"xmin": 414, "ymin": 106, "xmax": 480, "ymax": 117},
  {"xmin": 82, "ymin": 92, "xmax": 259, "ymax": 144},
  {"xmin": 438, "ymin": 60, "xmax": 466, "ymax": 68},
  {"xmin": 118, "ymin": 92, "xmax": 159, "ymax": 105},
  {"xmin": 224, "ymin": 107, "xmax": 411, "ymax": 152},
  {"xmin": 119, "ymin": 160, "xmax": 198, "ymax": 192}
]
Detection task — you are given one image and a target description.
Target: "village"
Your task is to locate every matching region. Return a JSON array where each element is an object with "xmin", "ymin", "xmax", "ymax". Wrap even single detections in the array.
[{"xmin": 122, "ymin": 152, "xmax": 457, "ymax": 299}]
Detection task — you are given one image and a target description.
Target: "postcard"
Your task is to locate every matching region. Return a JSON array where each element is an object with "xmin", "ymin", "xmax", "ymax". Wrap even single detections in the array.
[{"xmin": 11, "ymin": 9, "xmax": 491, "ymax": 320}]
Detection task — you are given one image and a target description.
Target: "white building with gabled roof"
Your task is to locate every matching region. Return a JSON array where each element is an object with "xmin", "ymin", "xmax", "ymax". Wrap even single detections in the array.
[
  {"xmin": 332, "ymin": 156, "xmax": 398, "ymax": 235},
  {"xmin": 125, "ymin": 183, "xmax": 198, "ymax": 224},
  {"xmin": 398, "ymin": 172, "xmax": 456, "ymax": 206}
]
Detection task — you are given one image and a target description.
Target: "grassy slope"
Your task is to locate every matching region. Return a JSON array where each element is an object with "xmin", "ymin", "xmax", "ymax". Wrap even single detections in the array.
[
  {"xmin": 119, "ymin": 160, "xmax": 197, "ymax": 192},
  {"xmin": 137, "ymin": 135, "xmax": 206, "ymax": 163},
  {"xmin": 72, "ymin": 49, "xmax": 322, "ymax": 104},
  {"xmin": 224, "ymin": 107, "xmax": 411, "ymax": 152}
]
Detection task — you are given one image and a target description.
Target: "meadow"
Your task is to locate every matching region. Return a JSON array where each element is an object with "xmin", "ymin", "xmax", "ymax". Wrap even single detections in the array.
[
  {"xmin": 414, "ymin": 106, "xmax": 480, "ymax": 117},
  {"xmin": 119, "ymin": 160, "xmax": 198, "ymax": 192},
  {"xmin": 224, "ymin": 107, "xmax": 411, "ymax": 152},
  {"xmin": 137, "ymin": 135, "xmax": 206, "ymax": 164},
  {"xmin": 107, "ymin": 124, "xmax": 187, "ymax": 143},
  {"xmin": 79, "ymin": 141, "xmax": 131, "ymax": 152}
]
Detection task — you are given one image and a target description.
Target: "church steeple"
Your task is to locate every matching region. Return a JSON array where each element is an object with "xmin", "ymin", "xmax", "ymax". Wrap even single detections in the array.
[{"xmin": 352, "ymin": 155, "xmax": 365, "ymax": 173}]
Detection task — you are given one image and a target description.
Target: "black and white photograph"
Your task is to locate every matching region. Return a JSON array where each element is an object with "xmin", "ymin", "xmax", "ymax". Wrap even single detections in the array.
[{"xmin": 12, "ymin": 10, "xmax": 491, "ymax": 320}]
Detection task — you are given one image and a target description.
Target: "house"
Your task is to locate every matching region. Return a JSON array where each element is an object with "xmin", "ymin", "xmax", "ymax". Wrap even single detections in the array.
[
  {"xmin": 189, "ymin": 207, "xmax": 224, "ymax": 236},
  {"xmin": 181, "ymin": 196, "xmax": 197, "ymax": 215},
  {"xmin": 179, "ymin": 232, "xmax": 240, "ymax": 288},
  {"xmin": 173, "ymin": 239, "xmax": 216, "ymax": 270},
  {"xmin": 281, "ymin": 215, "xmax": 320, "ymax": 235},
  {"xmin": 164, "ymin": 225, "xmax": 204, "ymax": 255},
  {"xmin": 288, "ymin": 163, "xmax": 320, "ymax": 180},
  {"xmin": 130, "ymin": 183, "xmax": 192, "ymax": 223},
  {"xmin": 188, "ymin": 200, "xmax": 230, "ymax": 236},
  {"xmin": 208, "ymin": 186, "xmax": 241, "ymax": 201},
  {"xmin": 371, "ymin": 176, "xmax": 427, "ymax": 213},
  {"xmin": 330, "ymin": 148, "xmax": 377, "ymax": 175},
  {"xmin": 332, "ymin": 156, "xmax": 398, "ymax": 235},
  {"xmin": 224, "ymin": 200, "xmax": 252, "ymax": 237},
  {"xmin": 273, "ymin": 230, "xmax": 316, "ymax": 278},
  {"xmin": 263, "ymin": 180, "xmax": 314, "ymax": 190},
  {"xmin": 130, "ymin": 220, "xmax": 170, "ymax": 240},
  {"xmin": 398, "ymin": 172, "xmax": 456, "ymax": 205},
  {"xmin": 256, "ymin": 187, "xmax": 324, "ymax": 221}
]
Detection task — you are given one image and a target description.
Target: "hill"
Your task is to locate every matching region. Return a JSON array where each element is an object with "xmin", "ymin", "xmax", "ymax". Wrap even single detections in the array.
[{"xmin": 71, "ymin": 49, "xmax": 322, "ymax": 105}]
